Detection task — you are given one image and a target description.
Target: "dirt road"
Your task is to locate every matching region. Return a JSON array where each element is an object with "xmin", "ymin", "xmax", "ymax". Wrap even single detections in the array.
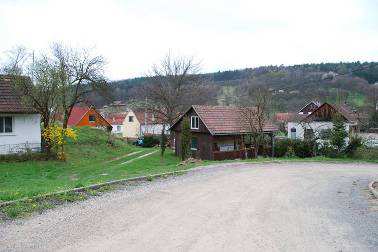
[{"xmin": 1, "ymin": 162, "xmax": 378, "ymax": 251}]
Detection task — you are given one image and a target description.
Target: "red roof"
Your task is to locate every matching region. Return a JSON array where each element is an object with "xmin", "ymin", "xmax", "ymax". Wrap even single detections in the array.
[
  {"xmin": 134, "ymin": 110, "xmax": 164, "ymax": 125},
  {"xmin": 67, "ymin": 106, "xmax": 90, "ymax": 126},
  {"xmin": 0, "ymin": 75, "xmax": 38, "ymax": 114},
  {"xmin": 106, "ymin": 114, "xmax": 126, "ymax": 125},
  {"xmin": 274, "ymin": 112, "xmax": 295, "ymax": 122}
]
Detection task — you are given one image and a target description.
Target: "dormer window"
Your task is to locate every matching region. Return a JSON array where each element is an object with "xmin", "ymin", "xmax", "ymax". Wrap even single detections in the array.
[{"xmin": 191, "ymin": 116, "xmax": 199, "ymax": 129}]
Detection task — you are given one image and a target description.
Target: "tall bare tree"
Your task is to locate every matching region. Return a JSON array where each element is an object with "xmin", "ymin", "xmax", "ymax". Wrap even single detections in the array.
[
  {"xmin": 138, "ymin": 53, "xmax": 214, "ymax": 157},
  {"xmin": 51, "ymin": 43, "xmax": 108, "ymax": 129},
  {"xmin": 1, "ymin": 46, "xmax": 29, "ymax": 75},
  {"xmin": 238, "ymin": 85, "xmax": 272, "ymax": 156}
]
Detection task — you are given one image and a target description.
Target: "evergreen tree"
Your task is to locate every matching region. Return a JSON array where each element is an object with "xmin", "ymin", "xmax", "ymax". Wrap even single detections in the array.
[
  {"xmin": 180, "ymin": 116, "xmax": 191, "ymax": 161},
  {"xmin": 330, "ymin": 114, "xmax": 348, "ymax": 154}
]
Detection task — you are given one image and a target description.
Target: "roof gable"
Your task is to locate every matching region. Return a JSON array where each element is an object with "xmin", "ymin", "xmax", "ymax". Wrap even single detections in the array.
[
  {"xmin": 67, "ymin": 106, "xmax": 90, "ymax": 126},
  {"xmin": 302, "ymin": 103, "xmax": 351, "ymax": 122},
  {"xmin": 298, "ymin": 101, "xmax": 320, "ymax": 114},
  {"xmin": 0, "ymin": 75, "xmax": 38, "ymax": 114}
]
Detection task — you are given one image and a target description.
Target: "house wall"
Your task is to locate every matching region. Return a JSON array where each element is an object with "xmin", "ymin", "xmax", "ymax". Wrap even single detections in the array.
[
  {"xmin": 141, "ymin": 124, "xmax": 169, "ymax": 136},
  {"xmin": 0, "ymin": 113, "xmax": 41, "ymax": 154},
  {"xmin": 76, "ymin": 108, "xmax": 110, "ymax": 128},
  {"xmin": 111, "ymin": 124, "xmax": 123, "ymax": 134},
  {"xmin": 287, "ymin": 121, "xmax": 350, "ymax": 140},
  {"xmin": 123, "ymin": 110, "xmax": 140, "ymax": 139}
]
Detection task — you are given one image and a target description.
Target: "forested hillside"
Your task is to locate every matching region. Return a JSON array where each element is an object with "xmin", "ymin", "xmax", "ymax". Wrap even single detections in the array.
[{"xmin": 91, "ymin": 62, "xmax": 378, "ymax": 113}]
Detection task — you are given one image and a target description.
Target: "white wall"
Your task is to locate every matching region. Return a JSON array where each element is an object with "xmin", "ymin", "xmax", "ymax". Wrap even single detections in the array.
[
  {"xmin": 140, "ymin": 124, "xmax": 169, "ymax": 136},
  {"xmin": 0, "ymin": 114, "xmax": 41, "ymax": 154},
  {"xmin": 287, "ymin": 121, "xmax": 350, "ymax": 140},
  {"xmin": 122, "ymin": 111, "xmax": 140, "ymax": 139},
  {"xmin": 111, "ymin": 124, "xmax": 123, "ymax": 134}
]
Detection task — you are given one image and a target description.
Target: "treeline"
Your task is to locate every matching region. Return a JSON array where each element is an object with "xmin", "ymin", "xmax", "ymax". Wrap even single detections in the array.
[{"xmin": 90, "ymin": 62, "xmax": 378, "ymax": 113}]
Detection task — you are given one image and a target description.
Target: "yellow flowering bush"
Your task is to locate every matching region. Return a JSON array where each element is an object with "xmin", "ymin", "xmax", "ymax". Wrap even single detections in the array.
[{"xmin": 42, "ymin": 125, "xmax": 77, "ymax": 160}]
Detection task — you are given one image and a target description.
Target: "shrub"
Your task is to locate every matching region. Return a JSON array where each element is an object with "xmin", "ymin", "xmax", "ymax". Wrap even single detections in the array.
[
  {"xmin": 273, "ymin": 139, "xmax": 291, "ymax": 157},
  {"xmin": 142, "ymin": 135, "xmax": 160, "ymax": 147},
  {"xmin": 329, "ymin": 115, "xmax": 348, "ymax": 153},
  {"xmin": 0, "ymin": 152, "xmax": 49, "ymax": 162},
  {"xmin": 353, "ymin": 147, "xmax": 378, "ymax": 161},
  {"xmin": 344, "ymin": 135, "xmax": 364, "ymax": 157},
  {"xmin": 292, "ymin": 139, "xmax": 316, "ymax": 158}
]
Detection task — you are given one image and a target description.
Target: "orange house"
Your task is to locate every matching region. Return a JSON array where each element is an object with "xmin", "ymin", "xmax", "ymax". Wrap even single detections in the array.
[{"xmin": 67, "ymin": 106, "xmax": 112, "ymax": 130}]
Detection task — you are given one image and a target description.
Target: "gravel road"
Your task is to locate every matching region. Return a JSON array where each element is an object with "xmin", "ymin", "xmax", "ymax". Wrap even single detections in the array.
[{"xmin": 1, "ymin": 162, "xmax": 378, "ymax": 252}]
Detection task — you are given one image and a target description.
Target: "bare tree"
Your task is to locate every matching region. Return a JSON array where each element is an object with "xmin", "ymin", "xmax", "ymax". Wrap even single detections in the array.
[
  {"xmin": 1, "ymin": 46, "xmax": 29, "ymax": 75},
  {"xmin": 51, "ymin": 43, "xmax": 108, "ymax": 129},
  {"xmin": 238, "ymin": 85, "xmax": 272, "ymax": 157},
  {"xmin": 134, "ymin": 53, "xmax": 218, "ymax": 158}
]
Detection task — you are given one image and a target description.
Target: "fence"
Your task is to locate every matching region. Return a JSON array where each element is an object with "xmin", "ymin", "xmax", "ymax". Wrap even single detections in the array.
[
  {"xmin": 0, "ymin": 142, "xmax": 41, "ymax": 155},
  {"xmin": 213, "ymin": 148, "xmax": 256, "ymax": 161}
]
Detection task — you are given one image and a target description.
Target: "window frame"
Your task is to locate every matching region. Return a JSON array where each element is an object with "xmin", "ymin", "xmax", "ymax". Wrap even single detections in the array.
[
  {"xmin": 128, "ymin": 116, "xmax": 134, "ymax": 122},
  {"xmin": 0, "ymin": 116, "xmax": 13, "ymax": 134},
  {"xmin": 88, "ymin": 115, "xmax": 96, "ymax": 123},
  {"xmin": 290, "ymin": 127, "xmax": 296, "ymax": 139},
  {"xmin": 116, "ymin": 125, "xmax": 122, "ymax": 132},
  {"xmin": 190, "ymin": 116, "xmax": 199, "ymax": 130},
  {"xmin": 191, "ymin": 137, "xmax": 198, "ymax": 150}
]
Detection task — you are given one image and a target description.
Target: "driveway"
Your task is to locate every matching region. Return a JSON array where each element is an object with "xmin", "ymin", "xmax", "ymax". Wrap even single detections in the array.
[{"xmin": 1, "ymin": 162, "xmax": 378, "ymax": 251}]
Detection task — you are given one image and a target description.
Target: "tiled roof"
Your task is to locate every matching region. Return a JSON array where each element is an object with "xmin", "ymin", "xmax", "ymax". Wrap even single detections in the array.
[
  {"xmin": 67, "ymin": 106, "xmax": 90, "ymax": 126},
  {"xmin": 106, "ymin": 114, "xmax": 126, "ymax": 125},
  {"xmin": 192, "ymin": 105, "xmax": 278, "ymax": 135},
  {"xmin": 274, "ymin": 112, "xmax": 296, "ymax": 122},
  {"xmin": 134, "ymin": 110, "xmax": 164, "ymax": 125},
  {"xmin": 0, "ymin": 75, "xmax": 38, "ymax": 114}
]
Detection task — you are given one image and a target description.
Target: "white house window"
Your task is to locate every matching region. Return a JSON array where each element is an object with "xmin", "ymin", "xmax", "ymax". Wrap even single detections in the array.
[
  {"xmin": 117, "ymin": 125, "xmax": 121, "ymax": 132},
  {"xmin": 88, "ymin": 115, "xmax": 96, "ymax": 123},
  {"xmin": 0, "ymin": 116, "xmax": 13, "ymax": 133},
  {"xmin": 191, "ymin": 116, "xmax": 199, "ymax": 129},
  {"xmin": 128, "ymin": 116, "xmax": 134, "ymax": 122},
  {"xmin": 290, "ymin": 127, "xmax": 296, "ymax": 139}
]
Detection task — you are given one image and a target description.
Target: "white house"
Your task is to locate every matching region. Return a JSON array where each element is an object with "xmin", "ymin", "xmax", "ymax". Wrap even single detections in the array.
[
  {"xmin": 0, "ymin": 75, "xmax": 41, "ymax": 154},
  {"xmin": 123, "ymin": 109, "xmax": 169, "ymax": 140},
  {"xmin": 288, "ymin": 102, "xmax": 359, "ymax": 141},
  {"xmin": 106, "ymin": 114, "xmax": 126, "ymax": 135}
]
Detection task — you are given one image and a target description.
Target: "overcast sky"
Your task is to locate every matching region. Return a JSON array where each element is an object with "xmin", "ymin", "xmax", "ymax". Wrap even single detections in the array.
[{"xmin": 1, "ymin": 0, "xmax": 377, "ymax": 80}]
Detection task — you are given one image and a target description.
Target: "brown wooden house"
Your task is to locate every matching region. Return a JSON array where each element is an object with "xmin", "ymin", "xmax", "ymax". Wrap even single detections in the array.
[{"xmin": 170, "ymin": 105, "xmax": 278, "ymax": 160}]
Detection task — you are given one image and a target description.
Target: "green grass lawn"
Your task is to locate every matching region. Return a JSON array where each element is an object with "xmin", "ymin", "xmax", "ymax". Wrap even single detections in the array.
[{"xmin": 0, "ymin": 127, "xmax": 188, "ymax": 203}]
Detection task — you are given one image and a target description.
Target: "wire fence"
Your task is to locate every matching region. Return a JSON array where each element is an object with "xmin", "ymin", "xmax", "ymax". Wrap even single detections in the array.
[{"xmin": 0, "ymin": 142, "xmax": 41, "ymax": 155}]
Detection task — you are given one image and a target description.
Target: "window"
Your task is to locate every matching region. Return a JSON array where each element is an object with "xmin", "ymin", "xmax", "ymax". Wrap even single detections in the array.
[
  {"xmin": 0, "ymin": 116, "xmax": 13, "ymax": 133},
  {"xmin": 191, "ymin": 137, "xmax": 198, "ymax": 150},
  {"xmin": 128, "ymin": 116, "xmax": 134, "ymax": 122},
  {"xmin": 290, "ymin": 127, "xmax": 296, "ymax": 139},
  {"xmin": 88, "ymin": 115, "xmax": 96, "ymax": 123},
  {"xmin": 191, "ymin": 116, "xmax": 199, "ymax": 129},
  {"xmin": 117, "ymin": 125, "xmax": 121, "ymax": 132}
]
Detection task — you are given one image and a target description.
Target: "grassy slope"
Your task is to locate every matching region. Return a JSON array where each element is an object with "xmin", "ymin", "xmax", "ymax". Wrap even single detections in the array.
[{"xmin": 0, "ymin": 127, "xmax": 184, "ymax": 202}]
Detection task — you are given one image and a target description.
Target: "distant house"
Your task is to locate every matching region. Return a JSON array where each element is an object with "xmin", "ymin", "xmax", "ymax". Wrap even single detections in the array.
[
  {"xmin": 170, "ymin": 105, "xmax": 278, "ymax": 160},
  {"xmin": 298, "ymin": 101, "xmax": 321, "ymax": 115},
  {"xmin": 67, "ymin": 106, "xmax": 112, "ymax": 130},
  {"xmin": 106, "ymin": 114, "xmax": 126, "ymax": 135},
  {"xmin": 100, "ymin": 100, "xmax": 127, "ymax": 117},
  {"xmin": 123, "ymin": 109, "xmax": 168, "ymax": 140},
  {"xmin": 288, "ymin": 102, "xmax": 359, "ymax": 140},
  {"xmin": 0, "ymin": 75, "xmax": 41, "ymax": 154}
]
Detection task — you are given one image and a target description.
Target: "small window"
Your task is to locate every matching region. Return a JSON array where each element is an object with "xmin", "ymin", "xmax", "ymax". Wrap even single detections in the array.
[
  {"xmin": 128, "ymin": 116, "xmax": 134, "ymax": 122},
  {"xmin": 191, "ymin": 137, "xmax": 198, "ymax": 150},
  {"xmin": 117, "ymin": 125, "xmax": 121, "ymax": 132},
  {"xmin": 88, "ymin": 115, "xmax": 96, "ymax": 123},
  {"xmin": 290, "ymin": 127, "xmax": 296, "ymax": 139},
  {"xmin": 191, "ymin": 116, "xmax": 199, "ymax": 129},
  {"xmin": 0, "ymin": 117, "xmax": 12, "ymax": 133}
]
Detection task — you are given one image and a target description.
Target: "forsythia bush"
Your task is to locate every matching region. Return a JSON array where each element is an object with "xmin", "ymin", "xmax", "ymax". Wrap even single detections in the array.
[{"xmin": 42, "ymin": 125, "xmax": 77, "ymax": 160}]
